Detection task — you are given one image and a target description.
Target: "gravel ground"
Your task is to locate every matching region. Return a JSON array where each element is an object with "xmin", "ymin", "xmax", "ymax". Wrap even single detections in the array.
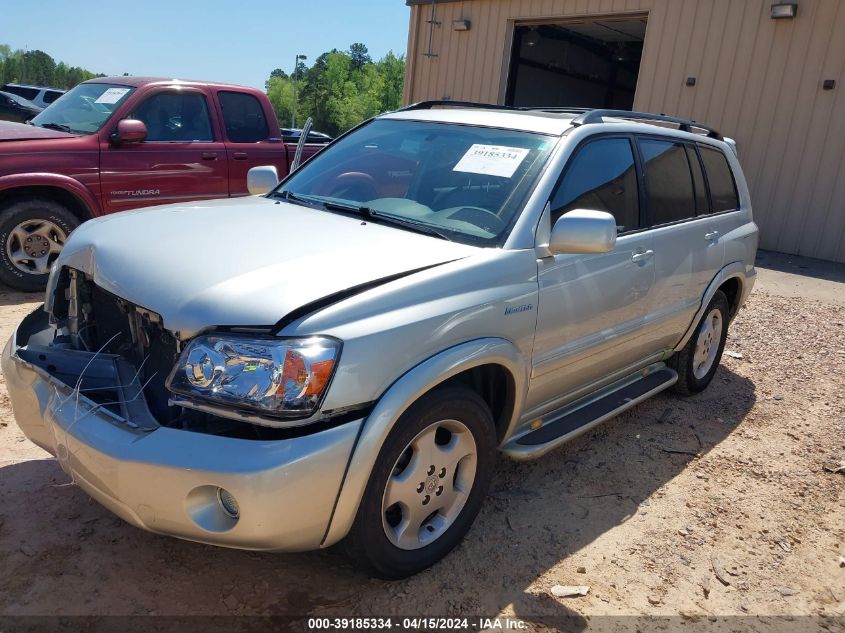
[{"xmin": 0, "ymin": 284, "xmax": 843, "ymax": 629}]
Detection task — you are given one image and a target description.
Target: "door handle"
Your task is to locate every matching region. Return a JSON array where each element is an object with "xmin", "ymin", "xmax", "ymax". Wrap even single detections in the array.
[
  {"xmin": 233, "ymin": 152, "xmax": 248, "ymax": 160},
  {"xmin": 631, "ymin": 249, "xmax": 654, "ymax": 263},
  {"xmin": 201, "ymin": 152, "xmax": 218, "ymax": 160},
  {"xmin": 704, "ymin": 231, "xmax": 720, "ymax": 240}
]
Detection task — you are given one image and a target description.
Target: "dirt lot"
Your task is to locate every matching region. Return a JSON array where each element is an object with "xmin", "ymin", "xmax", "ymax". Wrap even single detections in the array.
[{"xmin": 0, "ymin": 277, "xmax": 843, "ymax": 629}]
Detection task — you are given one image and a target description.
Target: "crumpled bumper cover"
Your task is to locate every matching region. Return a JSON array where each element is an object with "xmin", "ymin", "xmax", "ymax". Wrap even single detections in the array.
[{"xmin": 2, "ymin": 307, "xmax": 362, "ymax": 552}]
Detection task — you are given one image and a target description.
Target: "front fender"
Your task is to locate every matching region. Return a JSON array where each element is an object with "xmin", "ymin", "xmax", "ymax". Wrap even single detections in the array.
[
  {"xmin": 320, "ymin": 337, "xmax": 528, "ymax": 547},
  {"xmin": 0, "ymin": 172, "xmax": 100, "ymax": 217}
]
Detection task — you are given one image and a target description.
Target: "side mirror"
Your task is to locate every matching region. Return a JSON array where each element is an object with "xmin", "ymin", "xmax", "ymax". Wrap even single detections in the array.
[
  {"xmin": 113, "ymin": 119, "xmax": 147, "ymax": 144},
  {"xmin": 549, "ymin": 209, "xmax": 617, "ymax": 255},
  {"xmin": 247, "ymin": 165, "xmax": 280, "ymax": 195}
]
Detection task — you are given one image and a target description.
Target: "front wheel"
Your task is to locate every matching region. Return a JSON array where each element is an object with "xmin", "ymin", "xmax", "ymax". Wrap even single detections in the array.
[
  {"xmin": 344, "ymin": 386, "xmax": 496, "ymax": 579},
  {"xmin": 670, "ymin": 290, "xmax": 730, "ymax": 395},
  {"xmin": 0, "ymin": 198, "xmax": 80, "ymax": 292}
]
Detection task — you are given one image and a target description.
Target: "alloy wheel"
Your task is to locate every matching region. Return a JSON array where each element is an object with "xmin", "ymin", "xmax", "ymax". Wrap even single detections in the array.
[
  {"xmin": 693, "ymin": 307, "xmax": 723, "ymax": 379},
  {"xmin": 5, "ymin": 219, "xmax": 68, "ymax": 275},
  {"xmin": 381, "ymin": 419, "xmax": 477, "ymax": 550}
]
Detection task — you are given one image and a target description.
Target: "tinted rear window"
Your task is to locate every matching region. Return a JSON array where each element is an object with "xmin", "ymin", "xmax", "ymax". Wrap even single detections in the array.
[
  {"xmin": 640, "ymin": 139, "xmax": 696, "ymax": 225},
  {"xmin": 43, "ymin": 90, "xmax": 63, "ymax": 104},
  {"xmin": 218, "ymin": 91, "xmax": 269, "ymax": 143},
  {"xmin": 699, "ymin": 146, "xmax": 740, "ymax": 212}
]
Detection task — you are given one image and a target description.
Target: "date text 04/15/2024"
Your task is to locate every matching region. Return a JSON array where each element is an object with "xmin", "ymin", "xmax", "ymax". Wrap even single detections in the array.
[{"xmin": 306, "ymin": 616, "xmax": 528, "ymax": 630}]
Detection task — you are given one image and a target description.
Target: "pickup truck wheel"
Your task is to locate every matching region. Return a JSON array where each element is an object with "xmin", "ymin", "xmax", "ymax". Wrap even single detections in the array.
[
  {"xmin": 345, "ymin": 386, "xmax": 496, "ymax": 579},
  {"xmin": 0, "ymin": 199, "xmax": 79, "ymax": 292},
  {"xmin": 670, "ymin": 290, "xmax": 730, "ymax": 395}
]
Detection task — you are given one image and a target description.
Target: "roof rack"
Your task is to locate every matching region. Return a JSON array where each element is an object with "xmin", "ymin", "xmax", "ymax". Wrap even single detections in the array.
[
  {"xmin": 397, "ymin": 101, "xmax": 724, "ymax": 140},
  {"xmin": 398, "ymin": 100, "xmax": 589, "ymax": 116},
  {"xmin": 400, "ymin": 100, "xmax": 528, "ymax": 112},
  {"xmin": 571, "ymin": 109, "xmax": 724, "ymax": 140}
]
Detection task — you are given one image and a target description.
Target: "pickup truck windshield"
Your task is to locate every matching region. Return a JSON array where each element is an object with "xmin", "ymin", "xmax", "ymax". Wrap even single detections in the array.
[
  {"xmin": 276, "ymin": 119, "xmax": 555, "ymax": 246},
  {"xmin": 30, "ymin": 83, "xmax": 135, "ymax": 134}
]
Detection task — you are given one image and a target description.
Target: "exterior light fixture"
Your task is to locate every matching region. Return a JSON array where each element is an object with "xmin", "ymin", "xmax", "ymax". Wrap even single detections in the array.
[
  {"xmin": 770, "ymin": 3, "xmax": 798, "ymax": 19},
  {"xmin": 453, "ymin": 19, "xmax": 471, "ymax": 31}
]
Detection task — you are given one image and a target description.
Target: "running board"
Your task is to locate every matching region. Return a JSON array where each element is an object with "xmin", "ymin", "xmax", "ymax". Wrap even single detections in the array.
[{"xmin": 502, "ymin": 366, "xmax": 678, "ymax": 461}]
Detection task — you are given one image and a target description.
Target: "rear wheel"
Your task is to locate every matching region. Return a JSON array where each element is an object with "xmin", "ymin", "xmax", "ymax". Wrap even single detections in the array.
[
  {"xmin": 344, "ymin": 386, "xmax": 496, "ymax": 579},
  {"xmin": 670, "ymin": 290, "xmax": 730, "ymax": 395},
  {"xmin": 0, "ymin": 199, "xmax": 79, "ymax": 292}
]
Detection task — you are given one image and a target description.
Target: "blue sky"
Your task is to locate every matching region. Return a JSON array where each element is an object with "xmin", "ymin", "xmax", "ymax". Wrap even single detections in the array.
[{"xmin": 2, "ymin": 0, "xmax": 411, "ymax": 89}]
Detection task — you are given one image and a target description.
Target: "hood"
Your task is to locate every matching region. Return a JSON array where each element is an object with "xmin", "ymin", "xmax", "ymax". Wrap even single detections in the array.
[
  {"xmin": 55, "ymin": 196, "xmax": 479, "ymax": 337},
  {"xmin": 0, "ymin": 120, "xmax": 78, "ymax": 141}
]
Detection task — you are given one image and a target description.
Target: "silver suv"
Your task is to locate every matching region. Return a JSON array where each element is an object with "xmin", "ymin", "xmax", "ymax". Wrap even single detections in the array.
[{"xmin": 3, "ymin": 104, "xmax": 758, "ymax": 579}]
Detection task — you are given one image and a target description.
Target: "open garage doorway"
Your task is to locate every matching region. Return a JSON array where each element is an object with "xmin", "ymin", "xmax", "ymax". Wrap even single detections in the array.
[{"xmin": 505, "ymin": 16, "xmax": 647, "ymax": 110}]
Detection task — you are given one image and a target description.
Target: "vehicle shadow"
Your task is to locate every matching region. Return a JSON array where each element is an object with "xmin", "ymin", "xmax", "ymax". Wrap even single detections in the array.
[
  {"xmin": 756, "ymin": 249, "xmax": 845, "ymax": 284},
  {"xmin": 0, "ymin": 364, "xmax": 755, "ymax": 629}
]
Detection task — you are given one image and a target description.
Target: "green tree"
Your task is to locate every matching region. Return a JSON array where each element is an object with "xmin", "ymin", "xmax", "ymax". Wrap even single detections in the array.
[
  {"xmin": 377, "ymin": 51, "xmax": 405, "ymax": 112},
  {"xmin": 0, "ymin": 43, "xmax": 100, "ymax": 89},
  {"xmin": 20, "ymin": 50, "xmax": 56, "ymax": 86},
  {"xmin": 266, "ymin": 75, "xmax": 296, "ymax": 126},
  {"xmin": 283, "ymin": 44, "xmax": 405, "ymax": 136},
  {"xmin": 348, "ymin": 43, "xmax": 372, "ymax": 71}
]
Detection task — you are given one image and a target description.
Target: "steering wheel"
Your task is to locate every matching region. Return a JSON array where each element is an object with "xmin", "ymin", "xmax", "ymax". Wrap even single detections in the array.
[
  {"xmin": 437, "ymin": 206, "xmax": 507, "ymax": 234},
  {"xmin": 318, "ymin": 172, "xmax": 379, "ymax": 202}
]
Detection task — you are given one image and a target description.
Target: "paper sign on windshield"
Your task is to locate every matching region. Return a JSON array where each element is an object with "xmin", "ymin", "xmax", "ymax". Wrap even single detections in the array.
[
  {"xmin": 453, "ymin": 144, "xmax": 530, "ymax": 178},
  {"xmin": 95, "ymin": 88, "xmax": 131, "ymax": 104}
]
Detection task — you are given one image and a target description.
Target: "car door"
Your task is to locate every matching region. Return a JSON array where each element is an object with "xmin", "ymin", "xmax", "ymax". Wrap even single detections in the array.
[
  {"xmin": 634, "ymin": 137, "xmax": 724, "ymax": 352},
  {"xmin": 99, "ymin": 89, "xmax": 229, "ymax": 213},
  {"xmin": 216, "ymin": 90, "xmax": 288, "ymax": 196},
  {"xmin": 697, "ymin": 143, "xmax": 741, "ymax": 269},
  {"xmin": 527, "ymin": 136, "xmax": 656, "ymax": 417}
]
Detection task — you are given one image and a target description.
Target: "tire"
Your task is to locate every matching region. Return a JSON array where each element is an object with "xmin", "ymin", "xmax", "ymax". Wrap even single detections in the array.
[
  {"xmin": 344, "ymin": 386, "xmax": 497, "ymax": 579},
  {"xmin": 0, "ymin": 198, "xmax": 80, "ymax": 292},
  {"xmin": 669, "ymin": 290, "xmax": 730, "ymax": 395}
]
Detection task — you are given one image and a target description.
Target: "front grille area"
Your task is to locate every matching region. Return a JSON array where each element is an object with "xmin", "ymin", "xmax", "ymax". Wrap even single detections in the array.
[
  {"xmin": 70, "ymin": 272, "xmax": 180, "ymax": 422},
  {"xmin": 49, "ymin": 268, "xmax": 318, "ymax": 440}
]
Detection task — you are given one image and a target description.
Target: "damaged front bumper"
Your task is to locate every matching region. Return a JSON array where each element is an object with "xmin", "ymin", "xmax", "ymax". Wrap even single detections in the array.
[{"xmin": 2, "ymin": 307, "xmax": 362, "ymax": 552}]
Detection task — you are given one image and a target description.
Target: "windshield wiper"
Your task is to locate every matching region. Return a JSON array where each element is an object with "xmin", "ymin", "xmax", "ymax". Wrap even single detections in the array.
[
  {"xmin": 275, "ymin": 191, "xmax": 452, "ymax": 241},
  {"xmin": 317, "ymin": 199, "xmax": 452, "ymax": 241},
  {"xmin": 272, "ymin": 190, "xmax": 326, "ymax": 210},
  {"xmin": 38, "ymin": 122, "xmax": 74, "ymax": 133}
]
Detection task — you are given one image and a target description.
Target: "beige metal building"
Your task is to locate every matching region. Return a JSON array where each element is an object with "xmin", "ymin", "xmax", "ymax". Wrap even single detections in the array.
[{"xmin": 403, "ymin": 0, "xmax": 845, "ymax": 262}]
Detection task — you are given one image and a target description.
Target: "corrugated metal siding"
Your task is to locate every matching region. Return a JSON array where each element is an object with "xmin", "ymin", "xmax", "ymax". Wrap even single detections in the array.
[{"xmin": 405, "ymin": 0, "xmax": 845, "ymax": 262}]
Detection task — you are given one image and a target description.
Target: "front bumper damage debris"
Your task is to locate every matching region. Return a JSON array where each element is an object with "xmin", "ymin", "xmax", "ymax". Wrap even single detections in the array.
[{"xmin": 3, "ymin": 273, "xmax": 364, "ymax": 552}]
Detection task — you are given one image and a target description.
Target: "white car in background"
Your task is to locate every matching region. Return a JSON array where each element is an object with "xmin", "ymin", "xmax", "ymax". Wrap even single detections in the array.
[{"xmin": 0, "ymin": 83, "xmax": 65, "ymax": 109}]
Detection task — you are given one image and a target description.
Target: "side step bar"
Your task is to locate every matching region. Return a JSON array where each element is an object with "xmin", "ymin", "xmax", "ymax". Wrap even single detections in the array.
[{"xmin": 502, "ymin": 366, "xmax": 678, "ymax": 461}]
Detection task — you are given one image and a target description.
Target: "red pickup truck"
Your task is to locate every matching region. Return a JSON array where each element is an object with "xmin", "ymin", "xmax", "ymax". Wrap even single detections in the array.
[{"xmin": 0, "ymin": 76, "xmax": 326, "ymax": 291}]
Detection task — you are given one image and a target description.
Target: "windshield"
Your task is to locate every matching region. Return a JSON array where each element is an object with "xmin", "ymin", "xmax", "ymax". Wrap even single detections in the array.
[
  {"xmin": 275, "ymin": 119, "xmax": 555, "ymax": 246},
  {"xmin": 30, "ymin": 83, "xmax": 135, "ymax": 134},
  {"xmin": 1, "ymin": 91, "xmax": 37, "ymax": 107}
]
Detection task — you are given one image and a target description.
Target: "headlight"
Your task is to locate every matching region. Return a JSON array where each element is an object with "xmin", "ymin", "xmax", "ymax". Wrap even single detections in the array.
[{"xmin": 166, "ymin": 335, "xmax": 340, "ymax": 419}]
